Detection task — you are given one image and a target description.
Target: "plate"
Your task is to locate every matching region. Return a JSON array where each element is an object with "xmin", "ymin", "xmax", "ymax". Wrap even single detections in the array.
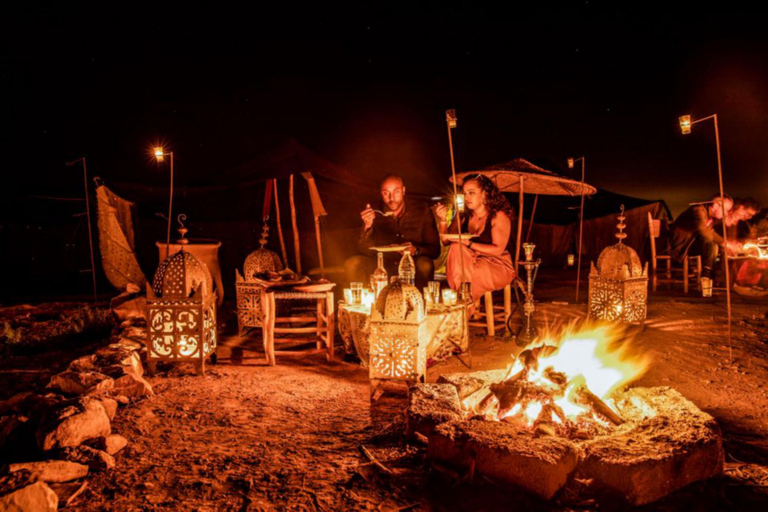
[
  {"xmin": 440, "ymin": 233, "xmax": 478, "ymax": 242},
  {"xmin": 252, "ymin": 277, "xmax": 310, "ymax": 288},
  {"xmin": 370, "ymin": 245, "xmax": 409, "ymax": 253},
  {"xmin": 293, "ymin": 282, "xmax": 337, "ymax": 292}
]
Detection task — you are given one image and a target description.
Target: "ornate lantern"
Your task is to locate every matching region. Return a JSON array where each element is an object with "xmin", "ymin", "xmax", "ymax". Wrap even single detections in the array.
[
  {"xmin": 235, "ymin": 216, "xmax": 284, "ymax": 335},
  {"xmin": 588, "ymin": 206, "xmax": 648, "ymax": 326},
  {"xmin": 146, "ymin": 224, "xmax": 217, "ymax": 375},
  {"xmin": 369, "ymin": 278, "xmax": 427, "ymax": 398}
]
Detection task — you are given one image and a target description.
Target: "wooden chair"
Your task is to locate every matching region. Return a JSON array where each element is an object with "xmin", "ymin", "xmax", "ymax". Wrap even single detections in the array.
[
  {"xmin": 469, "ymin": 284, "xmax": 512, "ymax": 336},
  {"xmin": 647, "ymin": 212, "xmax": 702, "ymax": 293}
]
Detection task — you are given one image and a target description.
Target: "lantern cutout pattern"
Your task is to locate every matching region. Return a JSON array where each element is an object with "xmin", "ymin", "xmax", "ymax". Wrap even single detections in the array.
[
  {"xmin": 369, "ymin": 279, "xmax": 427, "ymax": 396},
  {"xmin": 588, "ymin": 206, "xmax": 648, "ymax": 325},
  {"xmin": 235, "ymin": 244, "xmax": 284, "ymax": 336},
  {"xmin": 146, "ymin": 233, "xmax": 217, "ymax": 375}
]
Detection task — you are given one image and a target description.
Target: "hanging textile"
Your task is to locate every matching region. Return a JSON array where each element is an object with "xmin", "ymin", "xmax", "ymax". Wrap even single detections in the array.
[{"xmin": 96, "ymin": 184, "xmax": 147, "ymax": 290}]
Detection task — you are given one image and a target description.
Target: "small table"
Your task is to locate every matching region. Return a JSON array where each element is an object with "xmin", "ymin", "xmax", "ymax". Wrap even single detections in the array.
[
  {"xmin": 157, "ymin": 240, "xmax": 224, "ymax": 306},
  {"xmin": 337, "ymin": 302, "xmax": 469, "ymax": 367}
]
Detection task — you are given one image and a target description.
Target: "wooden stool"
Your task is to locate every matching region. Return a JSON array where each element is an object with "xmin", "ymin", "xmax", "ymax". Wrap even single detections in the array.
[
  {"xmin": 648, "ymin": 212, "xmax": 702, "ymax": 293},
  {"xmin": 468, "ymin": 284, "xmax": 512, "ymax": 336},
  {"xmin": 261, "ymin": 290, "xmax": 335, "ymax": 366}
]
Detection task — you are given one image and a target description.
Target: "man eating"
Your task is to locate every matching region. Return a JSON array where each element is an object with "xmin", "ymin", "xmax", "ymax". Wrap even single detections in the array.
[{"xmin": 344, "ymin": 174, "xmax": 440, "ymax": 289}]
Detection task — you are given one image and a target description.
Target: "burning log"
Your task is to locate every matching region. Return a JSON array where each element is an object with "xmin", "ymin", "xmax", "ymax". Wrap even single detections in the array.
[
  {"xmin": 533, "ymin": 403, "xmax": 556, "ymax": 437},
  {"xmin": 569, "ymin": 382, "xmax": 624, "ymax": 426},
  {"xmin": 517, "ymin": 345, "xmax": 559, "ymax": 371}
]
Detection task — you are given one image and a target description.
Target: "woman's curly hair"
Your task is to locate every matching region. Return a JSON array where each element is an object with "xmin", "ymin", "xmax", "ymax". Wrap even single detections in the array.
[{"xmin": 462, "ymin": 174, "xmax": 515, "ymax": 220}]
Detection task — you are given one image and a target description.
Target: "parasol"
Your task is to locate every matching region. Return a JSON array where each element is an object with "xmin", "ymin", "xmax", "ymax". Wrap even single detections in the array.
[{"xmin": 452, "ymin": 158, "xmax": 597, "ymax": 292}]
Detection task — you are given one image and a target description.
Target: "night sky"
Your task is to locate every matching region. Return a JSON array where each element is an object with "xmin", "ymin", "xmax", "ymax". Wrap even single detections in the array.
[{"xmin": 7, "ymin": 3, "xmax": 768, "ymax": 217}]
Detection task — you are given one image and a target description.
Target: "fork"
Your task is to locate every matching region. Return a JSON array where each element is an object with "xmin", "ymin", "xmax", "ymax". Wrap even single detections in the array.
[{"xmin": 373, "ymin": 210, "xmax": 394, "ymax": 217}]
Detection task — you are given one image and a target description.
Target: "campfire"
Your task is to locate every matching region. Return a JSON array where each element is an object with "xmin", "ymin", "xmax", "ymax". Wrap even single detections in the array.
[
  {"xmin": 467, "ymin": 324, "xmax": 648, "ymax": 438},
  {"xmin": 408, "ymin": 323, "xmax": 724, "ymax": 505}
]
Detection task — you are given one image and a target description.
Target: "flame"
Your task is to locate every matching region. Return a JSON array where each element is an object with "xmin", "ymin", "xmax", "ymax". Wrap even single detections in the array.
[{"xmin": 499, "ymin": 321, "xmax": 650, "ymax": 427}]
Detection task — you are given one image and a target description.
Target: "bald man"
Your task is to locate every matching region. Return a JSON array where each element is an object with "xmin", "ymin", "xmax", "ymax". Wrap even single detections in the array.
[{"xmin": 344, "ymin": 174, "xmax": 440, "ymax": 289}]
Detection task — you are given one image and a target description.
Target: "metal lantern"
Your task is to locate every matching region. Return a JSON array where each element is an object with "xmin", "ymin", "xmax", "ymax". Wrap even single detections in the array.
[
  {"xmin": 146, "ymin": 243, "xmax": 217, "ymax": 375},
  {"xmin": 236, "ymin": 246, "xmax": 283, "ymax": 336},
  {"xmin": 588, "ymin": 206, "xmax": 648, "ymax": 326},
  {"xmin": 369, "ymin": 279, "xmax": 427, "ymax": 396}
]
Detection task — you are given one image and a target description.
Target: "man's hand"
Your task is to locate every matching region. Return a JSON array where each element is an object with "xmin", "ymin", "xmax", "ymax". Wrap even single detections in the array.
[
  {"xmin": 401, "ymin": 242, "xmax": 418, "ymax": 256},
  {"xmin": 361, "ymin": 204, "xmax": 375, "ymax": 230},
  {"xmin": 726, "ymin": 240, "xmax": 742, "ymax": 256}
]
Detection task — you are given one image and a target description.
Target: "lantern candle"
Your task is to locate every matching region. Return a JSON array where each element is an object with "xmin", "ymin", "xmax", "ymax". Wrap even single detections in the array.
[
  {"xmin": 442, "ymin": 289, "xmax": 457, "ymax": 306},
  {"xmin": 361, "ymin": 288, "xmax": 375, "ymax": 309}
]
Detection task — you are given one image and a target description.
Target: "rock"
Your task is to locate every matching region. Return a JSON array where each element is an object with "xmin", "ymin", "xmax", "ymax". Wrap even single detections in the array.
[
  {"xmin": 111, "ymin": 294, "xmax": 147, "ymax": 323},
  {"xmin": 58, "ymin": 445, "xmax": 116, "ymax": 471},
  {"xmin": 114, "ymin": 395, "xmax": 130, "ymax": 406},
  {"xmin": 94, "ymin": 345, "xmax": 144, "ymax": 376},
  {"xmin": 576, "ymin": 386, "xmax": 724, "ymax": 506},
  {"xmin": 8, "ymin": 460, "xmax": 89, "ymax": 483},
  {"xmin": 0, "ymin": 471, "xmax": 58, "ymax": 512},
  {"xmin": 407, "ymin": 383, "xmax": 463, "ymax": 437},
  {"xmin": 0, "ymin": 415, "xmax": 28, "ymax": 448},
  {"xmin": 122, "ymin": 326, "xmax": 147, "ymax": 343},
  {"xmin": 437, "ymin": 373, "xmax": 487, "ymax": 400},
  {"xmin": 429, "ymin": 418, "xmax": 579, "ymax": 500},
  {"xmin": 0, "ymin": 392, "xmax": 61, "ymax": 417},
  {"xmin": 48, "ymin": 480, "xmax": 88, "ymax": 508},
  {"xmin": 94, "ymin": 397, "xmax": 118, "ymax": 421},
  {"xmin": 113, "ymin": 372, "xmax": 154, "ymax": 399},
  {"xmin": 67, "ymin": 355, "xmax": 99, "ymax": 373},
  {"xmin": 36, "ymin": 397, "xmax": 111, "ymax": 451},
  {"xmin": 86, "ymin": 434, "xmax": 128, "ymax": 455},
  {"xmin": 47, "ymin": 370, "xmax": 114, "ymax": 396}
]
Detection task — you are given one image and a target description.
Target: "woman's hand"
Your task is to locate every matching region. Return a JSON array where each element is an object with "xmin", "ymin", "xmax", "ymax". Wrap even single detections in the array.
[{"xmin": 433, "ymin": 202, "xmax": 447, "ymax": 223}]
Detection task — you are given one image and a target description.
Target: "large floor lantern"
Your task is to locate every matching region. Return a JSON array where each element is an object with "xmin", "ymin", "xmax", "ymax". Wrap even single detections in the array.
[
  {"xmin": 146, "ymin": 217, "xmax": 217, "ymax": 375},
  {"xmin": 369, "ymin": 263, "xmax": 428, "ymax": 400},
  {"xmin": 588, "ymin": 206, "xmax": 648, "ymax": 326}
]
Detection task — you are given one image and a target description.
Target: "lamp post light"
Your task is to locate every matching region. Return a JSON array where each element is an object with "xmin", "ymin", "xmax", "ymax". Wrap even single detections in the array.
[
  {"xmin": 678, "ymin": 113, "xmax": 733, "ymax": 363},
  {"xmin": 153, "ymin": 146, "xmax": 174, "ymax": 258},
  {"xmin": 568, "ymin": 156, "xmax": 586, "ymax": 303}
]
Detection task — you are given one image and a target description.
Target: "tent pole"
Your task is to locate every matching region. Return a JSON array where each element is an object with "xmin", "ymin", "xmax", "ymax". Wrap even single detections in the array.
[
  {"xmin": 576, "ymin": 158, "xmax": 586, "ymax": 303},
  {"xmin": 314, "ymin": 216, "xmax": 325, "ymax": 278},
  {"xmin": 273, "ymin": 180, "xmax": 289, "ymax": 268},
  {"xmin": 525, "ymin": 194, "xmax": 538, "ymax": 242},
  {"xmin": 289, "ymin": 174, "xmax": 302, "ymax": 275},
  {"xmin": 515, "ymin": 176, "xmax": 524, "ymax": 272}
]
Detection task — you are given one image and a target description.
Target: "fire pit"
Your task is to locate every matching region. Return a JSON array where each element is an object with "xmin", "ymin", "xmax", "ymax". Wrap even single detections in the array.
[{"xmin": 408, "ymin": 325, "xmax": 724, "ymax": 505}]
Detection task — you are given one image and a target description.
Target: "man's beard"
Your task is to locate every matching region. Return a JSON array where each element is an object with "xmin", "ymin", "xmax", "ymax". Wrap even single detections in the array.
[{"xmin": 387, "ymin": 201, "xmax": 402, "ymax": 212}]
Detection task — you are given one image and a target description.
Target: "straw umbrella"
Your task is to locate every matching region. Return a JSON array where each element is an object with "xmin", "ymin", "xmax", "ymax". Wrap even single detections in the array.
[{"xmin": 453, "ymin": 159, "xmax": 597, "ymax": 284}]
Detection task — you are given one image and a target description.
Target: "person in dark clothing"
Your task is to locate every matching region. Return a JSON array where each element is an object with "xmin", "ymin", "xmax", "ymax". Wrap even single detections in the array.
[
  {"xmin": 670, "ymin": 194, "xmax": 741, "ymax": 280},
  {"xmin": 344, "ymin": 175, "xmax": 440, "ymax": 289}
]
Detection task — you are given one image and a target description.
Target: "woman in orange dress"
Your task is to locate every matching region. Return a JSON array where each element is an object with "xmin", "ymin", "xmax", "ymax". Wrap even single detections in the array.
[{"xmin": 435, "ymin": 174, "xmax": 516, "ymax": 302}]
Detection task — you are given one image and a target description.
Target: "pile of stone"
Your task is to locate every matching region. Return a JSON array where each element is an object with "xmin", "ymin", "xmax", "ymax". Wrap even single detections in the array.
[
  {"xmin": 0, "ymin": 294, "xmax": 152, "ymax": 511},
  {"xmin": 408, "ymin": 370, "xmax": 724, "ymax": 506}
]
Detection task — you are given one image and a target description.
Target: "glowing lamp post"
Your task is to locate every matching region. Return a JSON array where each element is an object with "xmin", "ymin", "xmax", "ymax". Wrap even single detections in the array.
[
  {"xmin": 678, "ymin": 113, "xmax": 733, "ymax": 362},
  {"xmin": 455, "ymin": 193, "xmax": 465, "ymax": 213},
  {"xmin": 568, "ymin": 156, "xmax": 587, "ymax": 302},
  {"xmin": 152, "ymin": 146, "xmax": 174, "ymax": 258}
]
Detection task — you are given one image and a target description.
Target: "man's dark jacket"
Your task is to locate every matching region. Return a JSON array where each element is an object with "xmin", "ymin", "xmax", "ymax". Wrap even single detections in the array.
[{"xmin": 357, "ymin": 199, "xmax": 440, "ymax": 259}]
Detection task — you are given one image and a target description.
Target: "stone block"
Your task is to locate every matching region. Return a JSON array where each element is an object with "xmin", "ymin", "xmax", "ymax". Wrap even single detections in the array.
[
  {"xmin": 407, "ymin": 384, "xmax": 463, "ymax": 437},
  {"xmin": 429, "ymin": 419, "xmax": 579, "ymax": 500},
  {"xmin": 576, "ymin": 387, "xmax": 724, "ymax": 505}
]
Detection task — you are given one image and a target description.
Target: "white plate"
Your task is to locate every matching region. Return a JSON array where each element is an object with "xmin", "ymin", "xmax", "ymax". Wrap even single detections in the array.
[
  {"xmin": 440, "ymin": 234, "xmax": 478, "ymax": 242},
  {"xmin": 370, "ymin": 245, "xmax": 409, "ymax": 253},
  {"xmin": 293, "ymin": 282, "xmax": 337, "ymax": 292}
]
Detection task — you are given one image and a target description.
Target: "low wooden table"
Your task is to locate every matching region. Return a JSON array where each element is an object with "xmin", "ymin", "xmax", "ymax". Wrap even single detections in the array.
[
  {"xmin": 337, "ymin": 301, "xmax": 469, "ymax": 367},
  {"xmin": 236, "ymin": 282, "xmax": 335, "ymax": 365}
]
